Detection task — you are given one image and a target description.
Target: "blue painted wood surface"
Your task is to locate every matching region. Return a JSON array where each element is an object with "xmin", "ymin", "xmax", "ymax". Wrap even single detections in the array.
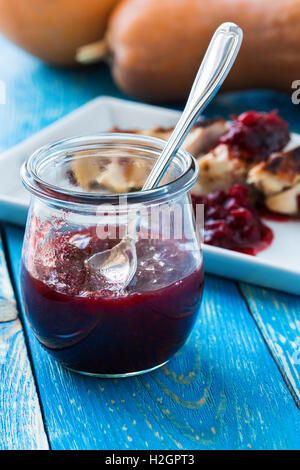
[
  {"xmin": 240, "ymin": 284, "xmax": 300, "ymax": 407},
  {"xmin": 0, "ymin": 34, "xmax": 300, "ymax": 450},
  {"xmin": 3, "ymin": 224, "xmax": 300, "ymax": 450},
  {"xmin": 0, "ymin": 231, "xmax": 48, "ymax": 450}
]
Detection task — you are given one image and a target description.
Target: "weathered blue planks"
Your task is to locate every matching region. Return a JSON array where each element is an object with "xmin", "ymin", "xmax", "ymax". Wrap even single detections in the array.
[
  {"xmin": 4, "ymin": 224, "xmax": 300, "ymax": 450},
  {"xmin": 240, "ymin": 283, "xmax": 300, "ymax": 408},
  {"xmin": 0, "ymin": 231, "xmax": 48, "ymax": 450}
]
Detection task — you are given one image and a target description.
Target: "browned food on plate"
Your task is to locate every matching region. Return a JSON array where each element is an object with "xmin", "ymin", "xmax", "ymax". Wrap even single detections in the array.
[
  {"xmin": 71, "ymin": 118, "xmax": 227, "ymax": 193},
  {"xmin": 193, "ymin": 144, "xmax": 248, "ymax": 196},
  {"xmin": 196, "ymin": 143, "xmax": 300, "ymax": 214},
  {"xmin": 71, "ymin": 138, "xmax": 155, "ymax": 193},
  {"xmin": 193, "ymin": 110, "xmax": 291, "ymax": 197},
  {"xmin": 72, "ymin": 154, "xmax": 153, "ymax": 194},
  {"xmin": 111, "ymin": 118, "xmax": 227, "ymax": 157},
  {"xmin": 103, "ymin": 0, "xmax": 300, "ymax": 101},
  {"xmin": 71, "ymin": 110, "xmax": 300, "ymax": 215},
  {"xmin": 248, "ymin": 147, "xmax": 300, "ymax": 214},
  {"xmin": 0, "ymin": 0, "xmax": 120, "ymax": 65}
]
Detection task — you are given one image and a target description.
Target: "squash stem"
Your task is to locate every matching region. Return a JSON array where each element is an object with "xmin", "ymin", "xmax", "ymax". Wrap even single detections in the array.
[{"xmin": 76, "ymin": 39, "xmax": 108, "ymax": 64}]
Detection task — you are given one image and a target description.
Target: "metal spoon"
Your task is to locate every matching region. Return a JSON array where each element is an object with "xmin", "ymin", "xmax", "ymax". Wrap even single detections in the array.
[{"xmin": 86, "ymin": 22, "xmax": 243, "ymax": 289}]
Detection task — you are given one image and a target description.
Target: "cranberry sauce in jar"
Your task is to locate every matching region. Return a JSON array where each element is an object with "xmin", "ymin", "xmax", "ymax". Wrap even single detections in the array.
[
  {"xmin": 21, "ymin": 227, "xmax": 203, "ymax": 376},
  {"xmin": 20, "ymin": 134, "xmax": 202, "ymax": 377}
]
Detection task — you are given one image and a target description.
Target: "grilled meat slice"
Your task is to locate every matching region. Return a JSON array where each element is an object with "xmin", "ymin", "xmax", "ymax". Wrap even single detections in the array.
[
  {"xmin": 71, "ymin": 118, "xmax": 227, "ymax": 193},
  {"xmin": 248, "ymin": 147, "xmax": 300, "ymax": 214},
  {"xmin": 110, "ymin": 117, "xmax": 227, "ymax": 157},
  {"xmin": 193, "ymin": 144, "xmax": 248, "ymax": 196}
]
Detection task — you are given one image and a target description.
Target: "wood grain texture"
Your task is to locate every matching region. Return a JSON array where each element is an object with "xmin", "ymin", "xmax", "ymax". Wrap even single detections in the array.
[
  {"xmin": 240, "ymin": 283, "xmax": 300, "ymax": 408},
  {"xmin": 3, "ymin": 224, "xmax": 300, "ymax": 450},
  {"xmin": 0, "ymin": 231, "xmax": 48, "ymax": 450},
  {"xmin": 0, "ymin": 233, "xmax": 17, "ymax": 323}
]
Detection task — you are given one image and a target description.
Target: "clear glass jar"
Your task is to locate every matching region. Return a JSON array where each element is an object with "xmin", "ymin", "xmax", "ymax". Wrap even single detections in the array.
[{"xmin": 20, "ymin": 134, "xmax": 204, "ymax": 377}]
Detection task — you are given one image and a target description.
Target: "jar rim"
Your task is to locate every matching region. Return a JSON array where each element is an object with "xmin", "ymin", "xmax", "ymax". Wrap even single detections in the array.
[{"xmin": 20, "ymin": 133, "xmax": 199, "ymax": 207}]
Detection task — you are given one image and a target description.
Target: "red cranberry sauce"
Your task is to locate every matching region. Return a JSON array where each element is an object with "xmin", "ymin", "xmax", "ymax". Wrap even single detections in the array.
[
  {"xmin": 257, "ymin": 207, "xmax": 293, "ymax": 223},
  {"xmin": 220, "ymin": 111, "xmax": 290, "ymax": 162},
  {"xmin": 192, "ymin": 185, "xmax": 273, "ymax": 255},
  {"xmin": 21, "ymin": 229, "xmax": 203, "ymax": 375}
]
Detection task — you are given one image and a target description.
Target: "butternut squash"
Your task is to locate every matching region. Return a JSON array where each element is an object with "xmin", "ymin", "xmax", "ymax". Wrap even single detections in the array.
[
  {"xmin": 0, "ymin": 0, "xmax": 120, "ymax": 65},
  {"xmin": 99, "ymin": 0, "xmax": 300, "ymax": 101}
]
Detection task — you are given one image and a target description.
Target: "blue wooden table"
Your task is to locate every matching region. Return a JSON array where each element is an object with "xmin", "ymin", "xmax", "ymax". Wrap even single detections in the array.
[{"xmin": 0, "ymin": 36, "xmax": 300, "ymax": 451}]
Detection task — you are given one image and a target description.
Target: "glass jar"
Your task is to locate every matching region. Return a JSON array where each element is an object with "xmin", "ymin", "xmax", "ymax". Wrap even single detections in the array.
[{"xmin": 20, "ymin": 134, "xmax": 204, "ymax": 377}]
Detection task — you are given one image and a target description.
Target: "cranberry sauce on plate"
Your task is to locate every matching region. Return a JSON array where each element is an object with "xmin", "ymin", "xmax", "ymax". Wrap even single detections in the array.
[
  {"xmin": 220, "ymin": 110, "xmax": 290, "ymax": 162},
  {"xmin": 192, "ymin": 185, "xmax": 273, "ymax": 255}
]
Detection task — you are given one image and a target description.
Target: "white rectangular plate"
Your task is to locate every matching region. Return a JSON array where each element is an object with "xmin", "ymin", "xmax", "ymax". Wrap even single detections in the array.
[{"xmin": 0, "ymin": 96, "xmax": 299, "ymax": 295}]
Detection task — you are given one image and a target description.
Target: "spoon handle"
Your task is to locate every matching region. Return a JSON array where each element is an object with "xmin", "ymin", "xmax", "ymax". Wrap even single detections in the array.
[{"xmin": 142, "ymin": 22, "xmax": 243, "ymax": 191}]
